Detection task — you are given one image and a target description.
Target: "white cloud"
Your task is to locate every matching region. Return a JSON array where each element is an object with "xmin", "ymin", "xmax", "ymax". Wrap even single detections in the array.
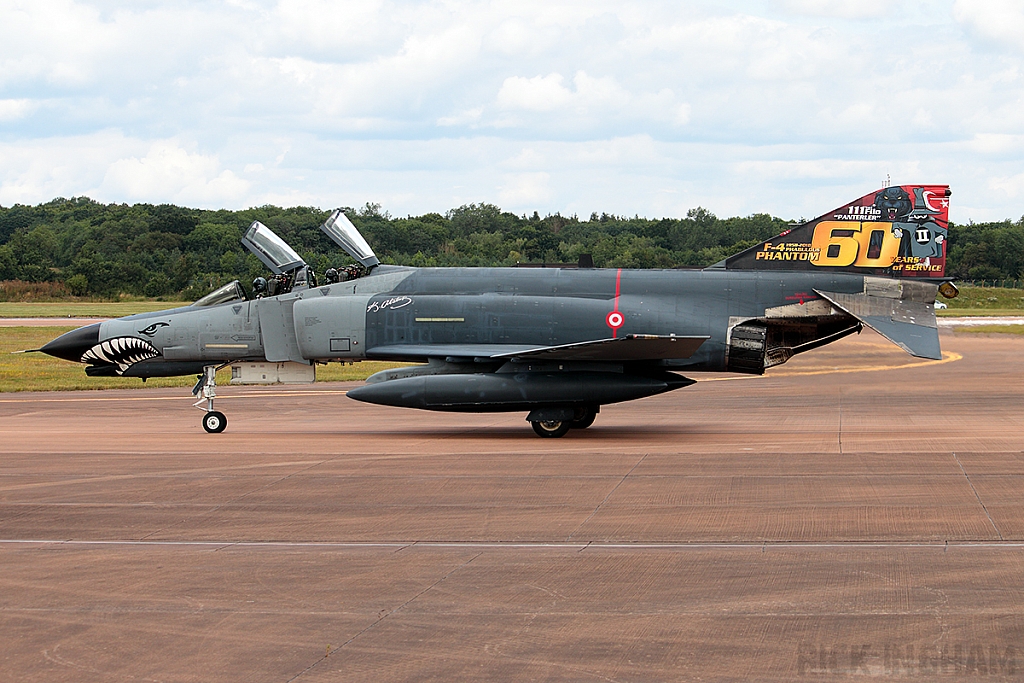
[
  {"xmin": 991, "ymin": 172, "xmax": 1024, "ymax": 197},
  {"xmin": 0, "ymin": 99, "xmax": 33, "ymax": 121},
  {"xmin": 954, "ymin": 0, "xmax": 1024, "ymax": 51},
  {"xmin": 778, "ymin": 0, "xmax": 897, "ymax": 19},
  {"xmin": 499, "ymin": 172, "xmax": 552, "ymax": 207},
  {"xmin": 437, "ymin": 108, "xmax": 484, "ymax": 127},
  {"xmin": 99, "ymin": 142, "xmax": 249, "ymax": 206},
  {"xmin": 494, "ymin": 71, "xmax": 688, "ymax": 131},
  {"xmin": 0, "ymin": 1, "xmax": 1022, "ymax": 222},
  {"xmin": 497, "ymin": 73, "xmax": 574, "ymax": 112},
  {"xmin": 966, "ymin": 133, "xmax": 1024, "ymax": 156},
  {"xmin": 0, "ymin": 130, "xmax": 132, "ymax": 205}
]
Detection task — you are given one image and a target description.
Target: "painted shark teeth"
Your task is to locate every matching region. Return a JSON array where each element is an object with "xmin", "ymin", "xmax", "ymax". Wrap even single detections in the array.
[{"xmin": 81, "ymin": 336, "xmax": 160, "ymax": 374}]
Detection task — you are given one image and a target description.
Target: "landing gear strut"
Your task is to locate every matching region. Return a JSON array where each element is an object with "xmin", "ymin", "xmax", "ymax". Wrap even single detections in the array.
[{"xmin": 193, "ymin": 365, "xmax": 227, "ymax": 433}]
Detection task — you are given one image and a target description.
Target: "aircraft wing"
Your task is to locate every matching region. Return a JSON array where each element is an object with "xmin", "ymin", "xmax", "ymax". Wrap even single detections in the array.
[
  {"xmin": 367, "ymin": 344, "xmax": 538, "ymax": 361},
  {"xmin": 367, "ymin": 335, "xmax": 708, "ymax": 363},
  {"xmin": 491, "ymin": 335, "xmax": 708, "ymax": 361}
]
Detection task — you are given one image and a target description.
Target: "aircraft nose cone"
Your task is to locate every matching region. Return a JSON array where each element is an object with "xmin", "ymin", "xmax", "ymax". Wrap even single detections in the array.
[{"xmin": 40, "ymin": 323, "xmax": 101, "ymax": 362}]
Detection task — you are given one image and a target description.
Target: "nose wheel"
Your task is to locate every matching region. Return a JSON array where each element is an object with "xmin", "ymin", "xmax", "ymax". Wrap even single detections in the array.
[
  {"xmin": 202, "ymin": 410, "xmax": 227, "ymax": 433},
  {"xmin": 193, "ymin": 365, "xmax": 228, "ymax": 433}
]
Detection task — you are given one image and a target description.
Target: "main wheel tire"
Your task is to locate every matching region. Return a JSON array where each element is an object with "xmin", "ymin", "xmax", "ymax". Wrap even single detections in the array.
[
  {"xmin": 202, "ymin": 411, "xmax": 227, "ymax": 433},
  {"xmin": 569, "ymin": 406, "xmax": 598, "ymax": 429},
  {"xmin": 532, "ymin": 420, "xmax": 571, "ymax": 438}
]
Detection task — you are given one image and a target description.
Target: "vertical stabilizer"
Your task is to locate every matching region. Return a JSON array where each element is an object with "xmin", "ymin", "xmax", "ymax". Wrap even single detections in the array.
[{"xmin": 724, "ymin": 185, "xmax": 950, "ymax": 278}]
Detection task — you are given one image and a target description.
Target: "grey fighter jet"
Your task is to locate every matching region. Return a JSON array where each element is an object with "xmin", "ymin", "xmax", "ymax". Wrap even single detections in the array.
[{"xmin": 38, "ymin": 185, "xmax": 956, "ymax": 437}]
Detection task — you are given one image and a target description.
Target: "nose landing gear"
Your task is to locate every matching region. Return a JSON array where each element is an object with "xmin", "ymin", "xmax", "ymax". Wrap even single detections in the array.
[{"xmin": 193, "ymin": 365, "xmax": 227, "ymax": 433}]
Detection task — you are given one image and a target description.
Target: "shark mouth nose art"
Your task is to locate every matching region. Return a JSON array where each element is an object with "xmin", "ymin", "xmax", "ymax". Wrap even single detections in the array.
[{"xmin": 80, "ymin": 337, "xmax": 160, "ymax": 374}]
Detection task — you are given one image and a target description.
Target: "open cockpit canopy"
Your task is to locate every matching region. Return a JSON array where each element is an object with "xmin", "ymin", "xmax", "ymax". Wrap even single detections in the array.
[
  {"xmin": 241, "ymin": 221, "xmax": 306, "ymax": 275},
  {"xmin": 320, "ymin": 209, "xmax": 380, "ymax": 269}
]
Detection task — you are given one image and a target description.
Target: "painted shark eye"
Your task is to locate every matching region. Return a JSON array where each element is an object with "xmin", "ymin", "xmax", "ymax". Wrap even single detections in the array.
[{"xmin": 138, "ymin": 322, "xmax": 170, "ymax": 337}]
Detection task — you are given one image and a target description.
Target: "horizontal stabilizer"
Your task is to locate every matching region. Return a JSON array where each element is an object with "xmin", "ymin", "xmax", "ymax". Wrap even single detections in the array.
[
  {"xmin": 493, "ymin": 334, "xmax": 708, "ymax": 362},
  {"xmin": 815, "ymin": 289, "xmax": 941, "ymax": 359}
]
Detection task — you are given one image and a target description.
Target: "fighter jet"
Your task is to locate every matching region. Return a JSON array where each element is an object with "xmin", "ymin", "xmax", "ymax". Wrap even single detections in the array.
[{"xmin": 38, "ymin": 185, "xmax": 956, "ymax": 437}]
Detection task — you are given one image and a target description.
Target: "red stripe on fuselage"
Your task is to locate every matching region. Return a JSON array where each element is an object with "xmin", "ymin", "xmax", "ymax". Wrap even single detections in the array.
[
  {"xmin": 614, "ymin": 268, "xmax": 622, "ymax": 311},
  {"xmin": 608, "ymin": 268, "xmax": 623, "ymax": 338}
]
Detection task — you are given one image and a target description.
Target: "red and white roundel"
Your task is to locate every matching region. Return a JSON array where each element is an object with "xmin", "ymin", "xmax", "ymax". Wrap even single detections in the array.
[{"xmin": 606, "ymin": 311, "xmax": 624, "ymax": 330}]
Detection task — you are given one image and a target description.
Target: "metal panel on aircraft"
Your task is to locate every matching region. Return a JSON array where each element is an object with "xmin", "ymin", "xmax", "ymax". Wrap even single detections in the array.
[
  {"xmin": 258, "ymin": 298, "xmax": 305, "ymax": 363},
  {"xmin": 293, "ymin": 295, "xmax": 371, "ymax": 359}
]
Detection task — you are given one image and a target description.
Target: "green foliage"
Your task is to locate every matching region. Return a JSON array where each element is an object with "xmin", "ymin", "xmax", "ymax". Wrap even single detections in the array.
[
  {"xmin": 947, "ymin": 219, "xmax": 1024, "ymax": 279},
  {"xmin": 943, "ymin": 285, "xmax": 1024, "ymax": 310},
  {"xmin": 66, "ymin": 273, "xmax": 89, "ymax": 296},
  {"xmin": 0, "ymin": 197, "xmax": 1022, "ymax": 299}
]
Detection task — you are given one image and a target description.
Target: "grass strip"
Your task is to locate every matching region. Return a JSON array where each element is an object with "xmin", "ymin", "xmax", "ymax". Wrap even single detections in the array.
[
  {"xmin": 0, "ymin": 301, "xmax": 180, "ymax": 318},
  {"xmin": 0, "ymin": 327, "xmax": 407, "ymax": 392},
  {"xmin": 955, "ymin": 325, "xmax": 1024, "ymax": 335}
]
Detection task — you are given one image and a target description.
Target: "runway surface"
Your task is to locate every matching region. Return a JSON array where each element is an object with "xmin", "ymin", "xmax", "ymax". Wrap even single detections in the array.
[{"xmin": 1, "ymin": 329, "xmax": 1023, "ymax": 681}]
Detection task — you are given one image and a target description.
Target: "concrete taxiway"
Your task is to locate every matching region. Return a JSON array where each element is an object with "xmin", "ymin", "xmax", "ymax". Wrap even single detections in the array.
[{"xmin": 1, "ymin": 329, "xmax": 1023, "ymax": 681}]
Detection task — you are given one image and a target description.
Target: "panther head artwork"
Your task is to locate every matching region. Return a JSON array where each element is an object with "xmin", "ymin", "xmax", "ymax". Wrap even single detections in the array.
[{"xmin": 873, "ymin": 187, "xmax": 912, "ymax": 222}]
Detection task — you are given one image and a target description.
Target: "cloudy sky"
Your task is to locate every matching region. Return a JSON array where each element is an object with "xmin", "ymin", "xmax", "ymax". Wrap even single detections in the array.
[{"xmin": 1, "ymin": 0, "xmax": 1023, "ymax": 221}]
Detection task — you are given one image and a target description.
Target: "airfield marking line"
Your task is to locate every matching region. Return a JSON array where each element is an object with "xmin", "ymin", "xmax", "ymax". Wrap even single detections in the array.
[
  {"xmin": 139, "ymin": 457, "xmax": 335, "ymax": 541},
  {"xmin": 287, "ymin": 552, "xmax": 484, "ymax": 682},
  {"xmin": 838, "ymin": 387, "xmax": 844, "ymax": 455},
  {"xmin": 766, "ymin": 350, "xmax": 962, "ymax": 378},
  {"xmin": 0, "ymin": 390, "xmax": 349, "ymax": 404},
  {"xmin": 694, "ymin": 349, "xmax": 961, "ymax": 382},
  {"xmin": 4, "ymin": 539, "xmax": 1024, "ymax": 550},
  {"xmin": 953, "ymin": 451, "xmax": 1003, "ymax": 540},
  {"xmin": 567, "ymin": 452, "xmax": 648, "ymax": 541},
  {"xmin": 0, "ymin": 460, "xmax": 329, "ymax": 493}
]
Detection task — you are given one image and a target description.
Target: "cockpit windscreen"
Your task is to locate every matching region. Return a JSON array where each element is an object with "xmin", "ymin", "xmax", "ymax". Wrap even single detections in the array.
[{"xmin": 193, "ymin": 280, "xmax": 247, "ymax": 307}]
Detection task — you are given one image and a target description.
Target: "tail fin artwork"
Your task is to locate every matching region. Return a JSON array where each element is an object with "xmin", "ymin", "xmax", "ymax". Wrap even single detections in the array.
[{"xmin": 724, "ymin": 184, "xmax": 950, "ymax": 278}]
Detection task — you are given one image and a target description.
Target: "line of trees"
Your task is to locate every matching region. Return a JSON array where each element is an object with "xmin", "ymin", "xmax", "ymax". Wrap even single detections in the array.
[{"xmin": 0, "ymin": 197, "xmax": 1021, "ymax": 299}]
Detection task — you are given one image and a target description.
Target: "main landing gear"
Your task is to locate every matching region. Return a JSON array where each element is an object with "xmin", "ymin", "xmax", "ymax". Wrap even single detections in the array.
[
  {"xmin": 532, "ymin": 419, "xmax": 572, "ymax": 438},
  {"xmin": 193, "ymin": 365, "xmax": 227, "ymax": 433},
  {"xmin": 528, "ymin": 405, "xmax": 599, "ymax": 438}
]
